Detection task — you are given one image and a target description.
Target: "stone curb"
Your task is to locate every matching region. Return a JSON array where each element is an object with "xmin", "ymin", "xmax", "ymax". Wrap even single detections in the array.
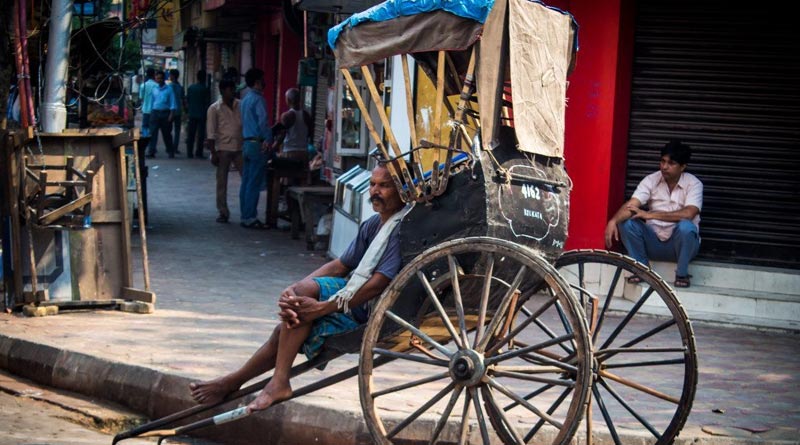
[{"xmin": 1, "ymin": 333, "xmax": 796, "ymax": 445}]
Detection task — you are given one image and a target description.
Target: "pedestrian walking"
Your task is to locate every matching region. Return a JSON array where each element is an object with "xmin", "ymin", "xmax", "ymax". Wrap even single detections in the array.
[
  {"xmin": 206, "ymin": 79, "xmax": 243, "ymax": 223},
  {"xmin": 145, "ymin": 70, "xmax": 178, "ymax": 158},
  {"xmin": 168, "ymin": 69, "xmax": 185, "ymax": 155},
  {"xmin": 140, "ymin": 68, "xmax": 157, "ymax": 137},
  {"xmin": 186, "ymin": 70, "xmax": 210, "ymax": 158}
]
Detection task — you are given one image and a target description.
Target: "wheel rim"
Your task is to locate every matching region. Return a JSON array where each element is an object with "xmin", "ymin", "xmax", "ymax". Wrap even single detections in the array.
[
  {"xmin": 359, "ymin": 237, "xmax": 592, "ymax": 445},
  {"xmin": 555, "ymin": 249, "xmax": 698, "ymax": 445}
]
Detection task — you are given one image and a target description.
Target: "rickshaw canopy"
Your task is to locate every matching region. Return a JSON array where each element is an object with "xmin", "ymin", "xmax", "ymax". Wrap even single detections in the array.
[{"xmin": 329, "ymin": 0, "xmax": 576, "ymax": 158}]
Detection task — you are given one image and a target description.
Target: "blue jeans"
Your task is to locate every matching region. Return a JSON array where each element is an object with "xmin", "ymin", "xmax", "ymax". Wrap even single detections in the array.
[
  {"xmin": 141, "ymin": 113, "xmax": 150, "ymax": 137},
  {"xmin": 239, "ymin": 141, "xmax": 267, "ymax": 224},
  {"xmin": 618, "ymin": 219, "xmax": 700, "ymax": 277}
]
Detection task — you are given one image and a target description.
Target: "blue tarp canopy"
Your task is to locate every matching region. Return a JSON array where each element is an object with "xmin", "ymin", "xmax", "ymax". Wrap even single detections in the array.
[{"xmin": 328, "ymin": 0, "xmax": 494, "ymax": 49}]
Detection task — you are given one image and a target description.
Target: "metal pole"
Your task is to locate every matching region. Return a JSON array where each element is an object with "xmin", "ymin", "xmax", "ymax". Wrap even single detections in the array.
[{"xmin": 42, "ymin": 0, "xmax": 73, "ymax": 133}]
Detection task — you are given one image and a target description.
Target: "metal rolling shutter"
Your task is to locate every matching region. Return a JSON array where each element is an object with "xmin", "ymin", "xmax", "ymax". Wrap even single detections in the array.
[
  {"xmin": 313, "ymin": 64, "xmax": 330, "ymax": 147},
  {"xmin": 626, "ymin": 1, "xmax": 800, "ymax": 269}
]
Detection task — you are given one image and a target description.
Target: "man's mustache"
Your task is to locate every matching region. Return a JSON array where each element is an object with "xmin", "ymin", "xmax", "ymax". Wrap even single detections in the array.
[{"xmin": 370, "ymin": 195, "xmax": 384, "ymax": 203}]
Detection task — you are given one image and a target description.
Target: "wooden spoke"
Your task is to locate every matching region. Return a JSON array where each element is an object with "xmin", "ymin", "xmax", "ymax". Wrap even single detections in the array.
[
  {"xmin": 416, "ymin": 270, "xmax": 464, "ymax": 349},
  {"xmin": 448, "ymin": 255, "xmax": 470, "ymax": 346},
  {"xmin": 476, "ymin": 265, "xmax": 527, "ymax": 352},
  {"xmin": 474, "ymin": 254, "xmax": 494, "ymax": 349},
  {"xmin": 458, "ymin": 388, "xmax": 473, "ymax": 445},
  {"xmin": 469, "ymin": 387, "xmax": 491, "ymax": 445},
  {"xmin": 490, "ymin": 370, "xmax": 575, "ymax": 387},
  {"xmin": 483, "ymin": 387, "xmax": 525, "ymax": 445},
  {"xmin": 428, "ymin": 384, "xmax": 465, "ymax": 445},
  {"xmin": 387, "ymin": 382, "xmax": 456, "ymax": 439},
  {"xmin": 599, "ymin": 370, "xmax": 680, "ymax": 404},
  {"xmin": 371, "ymin": 371, "xmax": 450, "ymax": 398},
  {"xmin": 486, "ymin": 334, "xmax": 576, "ymax": 369},
  {"xmin": 486, "ymin": 297, "xmax": 557, "ymax": 356},
  {"xmin": 604, "ymin": 358, "xmax": 686, "ymax": 369},
  {"xmin": 598, "ymin": 378, "xmax": 662, "ymax": 439},
  {"xmin": 386, "ymin": 310, "xmax": 454, "ymax": 357},
  {"xmin": 598, "ymin": 286, "xmax": 656, "ymax": 351},
  {"xmin": 593, "ymin": 385, "xmax": 623, "ymax": 445},
  {"xmin": 373, "ymin": 348, "xmax": 449, "ymax": 368},
  {"xmin": 487, "ymin": 378, "xmax": 564, "ymax": 429},
  {"xmin": 523, "ymin": 387, "xmax": 574, "ymax": 442},
  {"xmin": 595, "ymin": 346, "xmax": 687, "ymax": 358},
  {"xmin": 592, "ymin": 266, "xmax": 622, "ymax": 342}
]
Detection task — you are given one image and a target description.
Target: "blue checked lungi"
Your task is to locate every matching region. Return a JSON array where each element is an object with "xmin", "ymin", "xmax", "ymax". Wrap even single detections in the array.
[{"xmin": 301, "ymin": 277, "xmax": 370, "ymax": 361}]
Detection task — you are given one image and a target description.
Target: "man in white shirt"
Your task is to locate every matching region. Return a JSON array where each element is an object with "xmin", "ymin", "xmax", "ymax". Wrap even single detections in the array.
[
  {"xmin": 205, "ymin": 79, "xmax": 243, "ymax": 223},
  {"xmin": 605, "ymin": 140, "xmax": 702, "ymax": 288}
]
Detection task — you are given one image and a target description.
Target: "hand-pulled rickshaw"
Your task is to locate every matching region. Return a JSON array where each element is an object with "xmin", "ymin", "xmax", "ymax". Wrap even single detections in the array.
[{"xmin": 115, "ymin": 0, "xmax": 697, "ymax": 444}]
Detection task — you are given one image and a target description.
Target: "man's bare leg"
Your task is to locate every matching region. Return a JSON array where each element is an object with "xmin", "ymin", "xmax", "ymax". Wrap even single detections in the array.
[
  {"xmin": 191, "ymin": 279, "xmax": 321, "ymax": 406},
  {"xmin": 190, "ymin": 325, "xmax": 281, "ymax": 404},
  {"xmin": 247, "ymin": 321, "xmax": 313, "ymax": 411}
]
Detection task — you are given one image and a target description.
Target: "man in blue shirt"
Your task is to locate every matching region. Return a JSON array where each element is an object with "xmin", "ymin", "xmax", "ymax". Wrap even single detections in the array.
[
  {"xmin": 238, "ymin": 68, "xmax": 274, "ymax": 228},
  {"xmin": 189, "ymin": 163, "xmax": 406, "ymax": 412},
  {"xmin": 168, "ymin": 69, "xmax": 185, "ymax": 155},
  {"xmin": 146, "ymin": 71, "xmax": 178, "ymax": 158},
  {"xmin": 140, "ymin": 68, "xmax": 157, "ymax": 137}
]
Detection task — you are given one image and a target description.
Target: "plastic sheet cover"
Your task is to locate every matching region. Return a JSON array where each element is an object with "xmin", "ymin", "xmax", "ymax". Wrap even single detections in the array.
[{"xmin": 507, "ymin": 0, "xmax": 572, "ymax": 158}]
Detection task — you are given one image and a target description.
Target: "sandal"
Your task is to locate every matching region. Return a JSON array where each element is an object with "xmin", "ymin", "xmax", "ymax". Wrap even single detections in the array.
[
  {"xmin": 626, "ymin": 275, "xmax": 643, "ymax": 285},
  {"xmin": 240, "ymin": 220, "xmax": 268, "ymax": 229},
  {"xmin": 674, "ymin": 275, "xmax": 691, "ymax": 288}
]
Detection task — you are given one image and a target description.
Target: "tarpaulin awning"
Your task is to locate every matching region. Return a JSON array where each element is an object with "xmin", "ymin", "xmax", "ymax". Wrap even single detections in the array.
[{"xmin": 328, "ymin": 0, "xmax": 493, "ymax": 49}]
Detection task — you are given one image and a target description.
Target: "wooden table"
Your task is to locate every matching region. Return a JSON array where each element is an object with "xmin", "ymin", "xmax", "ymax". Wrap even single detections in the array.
[
  {"xmin": 286, "ymin": 186, "xmax": 335, "ymax": 249},
  {"xmin": 266, "ymin": 159, "xmax": 308, "ymax": 227}
]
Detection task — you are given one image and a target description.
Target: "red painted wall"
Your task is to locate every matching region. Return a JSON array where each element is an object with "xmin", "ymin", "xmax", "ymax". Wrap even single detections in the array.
[
  {"xmin": 555, "ymin": 0, "xmax": 634, "ymax": 250},
  {"xmin": 255, "ymin": 14, "xmax": 303, "ymax": 124}
]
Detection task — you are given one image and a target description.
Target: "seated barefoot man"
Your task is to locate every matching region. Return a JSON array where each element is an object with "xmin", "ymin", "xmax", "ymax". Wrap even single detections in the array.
[{"xmin": 190, "ymin": 162, "xmax": 406, "ymax": 411}]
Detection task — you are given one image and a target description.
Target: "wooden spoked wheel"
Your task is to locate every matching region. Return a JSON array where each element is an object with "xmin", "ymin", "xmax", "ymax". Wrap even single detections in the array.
[
  {"xmin": 359, "ymin": 237, "xmax": 592, "ymax": 445},
  {"xmin": 555, "ymin": 250, "xmax": 698, "ymax": 445}
]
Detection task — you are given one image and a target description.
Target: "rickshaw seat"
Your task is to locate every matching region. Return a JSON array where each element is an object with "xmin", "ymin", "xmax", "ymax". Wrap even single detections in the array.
[{"xmin": 401, "ymin": 151, "xmax": 470, "ymax": 192}]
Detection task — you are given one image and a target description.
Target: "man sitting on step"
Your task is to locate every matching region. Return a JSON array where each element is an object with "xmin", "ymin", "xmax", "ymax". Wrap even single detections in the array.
[
  {"xmin": 605, "ymin": 140, "xmax": 703, "ymax": 288},
  {"xmin": 189, "ymin": 162, "xmax": 407, "ymax": 411}
]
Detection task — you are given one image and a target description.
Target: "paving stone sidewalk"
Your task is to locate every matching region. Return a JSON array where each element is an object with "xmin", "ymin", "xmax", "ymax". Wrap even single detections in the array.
[{"xmin": 1, "ymin": 155, "xmax": 799, "ymax": 444}]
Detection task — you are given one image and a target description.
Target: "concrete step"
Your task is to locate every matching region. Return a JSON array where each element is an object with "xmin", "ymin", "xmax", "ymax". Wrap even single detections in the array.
[
  {"xmin": 561, "ymin": 258, "xmax": 800, "ymax": 331},
  {"xmin": 673, "ymin": 285, "xmax": 800, "ymax": 330},
  {"xmin": 650, "ymin": 260, "xmax": 800, "ymax": 295},
  {"xmin": 621, "ymin": 282, "xmax": 800, "ymax": 331}
]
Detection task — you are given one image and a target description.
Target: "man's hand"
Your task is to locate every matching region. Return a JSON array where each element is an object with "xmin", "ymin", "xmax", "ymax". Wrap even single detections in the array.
[
  {"xmin": 627, "ymin": 205, "xmax": 651, "ymax": 220},
  {"xmin": 261, "ymin": 140, "xmax": 274, "ymax": 154},
  {"xmin": 278, "ymin": 296, "xmax": 327, "ymax": 329},
  {"xmin": 205, "ymin": 140, "xmax": 218, "ymax": 165},
  {"xmin": 280, "ymin": 285, "xmax": 297, "ymax": 300},
  {"xmin": 604, "ymin": 221, "xmax": 619, "ymax": 249}
]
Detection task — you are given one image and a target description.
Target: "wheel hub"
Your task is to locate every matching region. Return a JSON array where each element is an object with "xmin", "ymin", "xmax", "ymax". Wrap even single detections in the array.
[{"xmin": 449, "ymin": 349, "xmax": 485, "ymax": 386}]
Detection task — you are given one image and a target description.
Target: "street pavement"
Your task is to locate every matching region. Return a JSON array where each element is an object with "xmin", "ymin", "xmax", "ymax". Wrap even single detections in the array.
[{"xmin": 1, "ymin": 152, "xmax": 799, "ymax": 445}]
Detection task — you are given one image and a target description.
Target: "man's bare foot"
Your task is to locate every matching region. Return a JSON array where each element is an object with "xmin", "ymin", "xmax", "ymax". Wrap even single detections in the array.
[
  {"xmin": 247, "ymin": 380, "xmax": 293, "ymax": 411},
  {"xmin": 189, "ymin": 376, "xmax": 239, "ymax": 404}
]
